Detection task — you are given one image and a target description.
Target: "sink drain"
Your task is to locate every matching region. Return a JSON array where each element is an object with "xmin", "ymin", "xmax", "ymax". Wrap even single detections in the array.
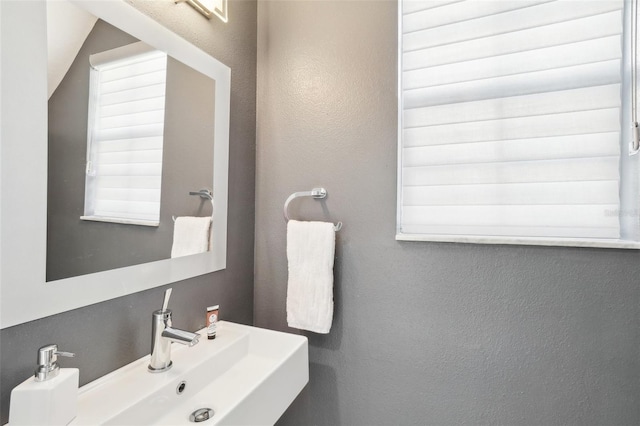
[{"xmin": 190, "ymin": 408, "xmax": 214, "ymax": 423}]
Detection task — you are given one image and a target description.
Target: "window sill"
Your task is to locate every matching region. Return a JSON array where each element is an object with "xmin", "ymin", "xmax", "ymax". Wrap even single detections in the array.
[
  {"xmin": 396, "ymin": 233, "xmax": 640, "ymax": 250},
  {"xmin": 80, "ymin": 216, "xmax": 159, "ymax": 227}
]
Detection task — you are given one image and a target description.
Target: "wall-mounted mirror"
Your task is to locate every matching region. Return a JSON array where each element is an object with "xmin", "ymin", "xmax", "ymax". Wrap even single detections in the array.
[
  {"xmin": 0, "ymin": 0, "xmax": 230, "ymax": 328},
  {"xmin": 47, "ymin": 1, "xmax": 218, "ymax": 281}
]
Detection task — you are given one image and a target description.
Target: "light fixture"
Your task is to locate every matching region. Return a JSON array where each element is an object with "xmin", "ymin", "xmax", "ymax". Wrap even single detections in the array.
[{"xmin": 176, "ymin": 0, "xmax": 228, "ymax": 22}]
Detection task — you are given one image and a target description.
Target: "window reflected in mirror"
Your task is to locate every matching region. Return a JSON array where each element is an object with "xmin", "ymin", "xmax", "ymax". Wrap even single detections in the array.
[{"xmin": 83, "ymin": 42, "xmax": 168, "ymax": 226}]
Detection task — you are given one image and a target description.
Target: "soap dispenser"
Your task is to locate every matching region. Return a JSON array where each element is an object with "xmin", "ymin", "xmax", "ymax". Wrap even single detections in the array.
[{"xmin": 9, "ymin": 344, "xmax": 79, "ymax": 425}]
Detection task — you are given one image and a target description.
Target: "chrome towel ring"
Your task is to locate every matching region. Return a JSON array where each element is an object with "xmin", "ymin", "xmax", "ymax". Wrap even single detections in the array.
[{"xmin": 283, "ymin": 187, "xmax": 342, "ymax": 231}]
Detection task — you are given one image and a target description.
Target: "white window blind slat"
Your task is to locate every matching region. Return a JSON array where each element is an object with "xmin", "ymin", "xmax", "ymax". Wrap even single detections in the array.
[
  {"xmin": 403, "ymin": 181, "xmax": 621, "ymax": 207},
  {"xmin": 402, "ymin": 0, "xmax": 464, "ymax": 16},
  {"xmin": 403, "ymin": 35, "xmax": 621, "ymax": 91},
  {"xmin": 96, "ymin": 163, "xmax": 162, "ymax": 177},
  {"xmin": 403, "ymin": 1, "xmax": 622, "ymax": 53},
  {"xmin": 403, "ymin": 133, "xmax": 620, "ymax": 167},
  {"xmin": 96, "ymin": 137, "xmax": 163, "ymax": 153},
  {"xmin": 99, "ymin": 70, "xmax": 168, "ymax": 95},
  {"xmin": 100, "ymin": 84, "xmax": 166, "ymax": 107},
  {"xmin": 404, "ymin": 85, "xmax": 621, "ymax": 129},
  {"xmin": 403, "ymin": 60, "xmax": 622, "ymax": 109},
  {"xmin": 404, "ymin": 108, "xmax": 621, "ymax": 147},
  {"xmin": 94, "ymin": 176, "xmax": 162, "ymax": 190},
  {"xmin": 93, "ymin": 200, "xmax": 161, "ymax": 216},
  {"xmin": 403, "ymin": 10, "xmax": 623, "ymax": 71},
  {"xmin": 96, "ymin": 149, "xmax": 163, "ymax": 165},
  {"xmin": 99, "ymin": 57, "xmax": 168, "ymax": 82},
  {"xmin": 94, "ymin": 188, "xmax": 162, "ymax": 203},
  {"xmin": 403, "ymin": 0, "xmax": 550, "ymax": 34},
  {"xmin": 85, "ymin": 42, "xmax": 167, "ymax": 223},
  {"xmin": 402, "ymin": 157, "xmax": 620, "ymax": 187},
  {"xmin": 98, "ymin": 109, "xmax": 166, "ymax": 130},
  {"xmin": 95, "ymin": 123, "xmax": 165, "ymax": 142},
  {"xmin": 402, "ymin": 205, "xmax": 620, "ymax": 236},
  {"xmin": 99, "ymin": 97, "xmax": 166, "ymax": 118}
]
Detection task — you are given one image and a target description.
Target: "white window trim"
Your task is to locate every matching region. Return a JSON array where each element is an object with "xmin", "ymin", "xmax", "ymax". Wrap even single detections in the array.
[
  {"xmin": 395, "ymin": 233, "xmax": 640, "ymax": 250},
  {"xmin": 79, "ymin": 215, "xmax": 159, "ymax": 227}
]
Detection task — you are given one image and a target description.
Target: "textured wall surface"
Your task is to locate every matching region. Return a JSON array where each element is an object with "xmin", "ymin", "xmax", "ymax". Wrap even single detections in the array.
[
  {"xmin": 0, "ymin": 0, "xmax": 256, "ymax": 423},
  {"xmin": 255, "ymin": 1, "xmax": 640, "ymax": 425}
]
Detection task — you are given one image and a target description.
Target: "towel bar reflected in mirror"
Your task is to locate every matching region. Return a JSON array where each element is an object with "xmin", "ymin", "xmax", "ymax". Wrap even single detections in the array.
[{"xmin": 172, "ymin": 189, "xmax": 214, "ymax": 222}]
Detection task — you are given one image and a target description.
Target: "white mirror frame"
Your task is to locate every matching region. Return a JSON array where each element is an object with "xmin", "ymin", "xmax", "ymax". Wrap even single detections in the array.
[{"xmin": 0, "ymin": 0, "xmax": 230, "ymax": 329}]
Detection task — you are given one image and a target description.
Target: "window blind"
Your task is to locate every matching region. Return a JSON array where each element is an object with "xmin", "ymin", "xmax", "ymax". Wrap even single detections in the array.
[
  {"xmin": 84, "ymin": 42, "xmax": 167, "ymax": 224},
  {"xmin": 399, "ymin": 0, "xmax": 625, "ymax": 240}
]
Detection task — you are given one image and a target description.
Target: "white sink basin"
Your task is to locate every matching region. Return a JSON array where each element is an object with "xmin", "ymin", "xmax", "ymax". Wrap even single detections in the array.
[{"xmin": 71, "ymin": 322, "xmax": 308, "ymax": 425}]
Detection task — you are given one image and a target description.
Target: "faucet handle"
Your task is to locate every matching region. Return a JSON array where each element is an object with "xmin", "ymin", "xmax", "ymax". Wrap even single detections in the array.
[{"xmin": 162, "ymin": 288, "xmax": 172, "ymax": 312}]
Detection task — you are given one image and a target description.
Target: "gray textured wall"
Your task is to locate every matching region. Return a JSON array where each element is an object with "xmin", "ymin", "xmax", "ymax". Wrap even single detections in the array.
[
  {"xmin": 255, "ymin": 1, "xmax": 640, "ymax": 425},
  {"xmin": 0, "ymin": 0, "xmax": 256, "ymax": 423},
  {"xmin": 47, "ymin": 19, "xmax": 216, "ymax": 281}
]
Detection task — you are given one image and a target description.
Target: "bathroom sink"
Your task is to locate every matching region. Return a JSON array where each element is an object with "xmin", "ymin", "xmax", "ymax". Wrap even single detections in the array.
[{"xmin": 70, "ymin": 322, "xmax": 308, "ymax": 425}]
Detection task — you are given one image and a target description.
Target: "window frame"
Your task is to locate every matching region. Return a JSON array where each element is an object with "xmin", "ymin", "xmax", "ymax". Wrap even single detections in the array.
[{"xmin": 396, "ymin": 0, "xmax": 640, "ymax": 249}]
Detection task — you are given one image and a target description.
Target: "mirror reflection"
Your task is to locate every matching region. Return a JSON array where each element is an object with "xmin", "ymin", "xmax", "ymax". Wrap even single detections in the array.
[{"xmin": 46, "ymin": 1, "xmax": 216, "ymax": 282}]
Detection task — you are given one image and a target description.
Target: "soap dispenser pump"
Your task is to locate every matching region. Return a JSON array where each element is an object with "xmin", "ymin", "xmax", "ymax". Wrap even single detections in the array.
[
  {"xmin": 35, "ymin": 344, "xmax": 75, "ymax": 381},
  {"xmin": 9, "ymin": 344, "xmax": 79, "ymax": 425}
]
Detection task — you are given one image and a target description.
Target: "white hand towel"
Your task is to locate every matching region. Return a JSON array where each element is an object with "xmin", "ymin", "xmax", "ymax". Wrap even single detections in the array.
[
  {"xmin": 286, "ymin": 220, "xmax": 336, "ymax": 334},
  {"xmin": 171, "ymin": 216, "xmax": 212, "ymax": 258}
]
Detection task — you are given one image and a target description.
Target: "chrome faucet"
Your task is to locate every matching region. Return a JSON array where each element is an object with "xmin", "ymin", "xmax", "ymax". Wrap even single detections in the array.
[{"xmin": 148, "ymin": 288, "xmax": 200, "ymax": 373}]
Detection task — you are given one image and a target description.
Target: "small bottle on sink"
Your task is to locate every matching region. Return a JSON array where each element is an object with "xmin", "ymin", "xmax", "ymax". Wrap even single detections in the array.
[{"xmin": 206, "ymin": 305, "xmax": 219, "ymax": 339}]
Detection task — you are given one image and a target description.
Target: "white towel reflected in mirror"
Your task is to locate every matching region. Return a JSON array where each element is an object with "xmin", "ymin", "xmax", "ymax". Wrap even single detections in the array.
[{"xmin": 171, "ymin": 217, "xmax": 212, "ymax": 258}]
